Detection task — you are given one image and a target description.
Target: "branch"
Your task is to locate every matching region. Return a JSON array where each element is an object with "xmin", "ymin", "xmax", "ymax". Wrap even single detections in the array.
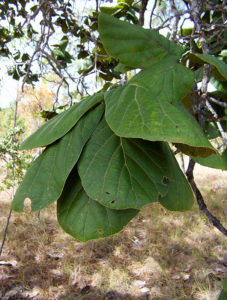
[
  {"xmin": 149, "ymin": 0, "xmax": 158, "ymax": 28},
  {"xmin": 186, "ymin": 159, "xmax": 227, "ymax": 236},
  {"xmin": 170, "ymin": 0, "xmax": 180, "ymax": 41},
  {"xmin": 139, "ymin": 0, "xmax": 149, "ymax": 26},
  {"xmin": 209, "ymin": 96, "xmax": 227, "ymax": 108}
]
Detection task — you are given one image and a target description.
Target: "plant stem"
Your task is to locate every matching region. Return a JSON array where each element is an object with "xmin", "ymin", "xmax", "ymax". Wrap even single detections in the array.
[
  {"xmin": 0, "ymin": 209, "xmax": 12, "ymax": 256},
  {"xmin": 0, "ymin": 83, "xmax": 20, "ymax": 257},
  {"xmin": 186, "ymin": 159, "xmax": 227, "ymax": 236}
]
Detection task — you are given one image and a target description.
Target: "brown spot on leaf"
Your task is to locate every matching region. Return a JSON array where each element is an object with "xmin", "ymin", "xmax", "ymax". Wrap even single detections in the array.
[{"xmin": 98, "ymin": 229, "xmax": 103, "ymax": 235}]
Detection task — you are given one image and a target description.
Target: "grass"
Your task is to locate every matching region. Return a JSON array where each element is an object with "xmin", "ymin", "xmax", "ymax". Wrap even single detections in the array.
[{"xmin": 0, "ymin": 163, "xmax": 226, "ymax": 299}]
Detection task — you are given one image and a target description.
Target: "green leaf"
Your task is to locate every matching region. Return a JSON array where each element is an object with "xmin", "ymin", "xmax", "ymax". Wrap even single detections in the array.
[
  {"xmin": 222, "ymin": 277, "xmax": 227, "ymax": 292},
  {"xmin": 210, "ymin": 76, "xmax": 227, "ymax": 93},
  {"xmin": 78, "ymin": 118, "xmax": 169, "ymax": 210},
  {"xmin": 128, "ymin": 57, "xmax": 194, "ymax": 105},
  {"xmin": 191, "ymin": 149, "xmax": 227, "ymax": 170},
  {"xmin": 20, "ymin": 93, "xmax": 104, "ymax": 150},
  {"xmin": 204, "ymin": 121, "xmax": 221, "ymax": 139},
  {"xmin": 114, "ymin": 63, "xmax": 134, "ymax": 73},
  {"xmin": 218, "ymin": 289, "xmax": 227, "ymax": 300},
  {"xmin": 190, "ymin": 53, "xmax": 227, "ymax": 81},
  {"xmin": 158, "ymin": 144, "xmax": 194, "ymax": 211},
  {"xmin": 104, "ymin": 65, "xmax": 215, "ymax": 157},
  {"xmin": 12, "ymin": 105, "xmax": 104, "ymax": 212},
  {"xmin": 78, "ymin": 119, "xmax": 194, "ymax": 211},
  {"xmin": 98, "ymin": 13, "xmax": 183, "ymax": 69},
  {"xmin": 57, "ymin": 169, "xmax": 138, "ymax": 241}
]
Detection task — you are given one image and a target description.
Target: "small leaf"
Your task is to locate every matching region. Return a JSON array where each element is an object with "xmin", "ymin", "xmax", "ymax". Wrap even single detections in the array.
[
  {"xmin": 210, "ymin": 76, "xmax": 227, "ymax": 93},
  {"xmin": 78, "ymin": 118, "xmax": 169, "ymax": 210},
  {"xmin": 190, "ymin": 53, "xmax": 227, "ymax": 81},
  {"xmin": 191, "ymin": 149, "xmax": 227, "ymax": 170},
  {"xmin": 114, "ymin": 63, "xmax": 134, "ymax": 73},
  {"xmin": 20, "ymin": 93, "xmax": 104, "ymax": 149},
  {"xmin": 99, "ymin": 13, "xmax": 183, "ymax": 69},
  {"xmin": 12, "ymin": 105, "xmax": 104, "ymax": 212},
  {"xmin": 57, "ymin": 169, "xmax": 138, "ymax": 241}
]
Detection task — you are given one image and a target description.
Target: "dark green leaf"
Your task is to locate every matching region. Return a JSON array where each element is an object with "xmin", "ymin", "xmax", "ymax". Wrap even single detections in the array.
[
  {"xmin": 99, "ymin": 13, "xmax": 183, "ymax": 69},
  {"xmin": 20, "ymin": 93, "xmax": 104, "ymax": 150},
  {"xmin": 57, "ymin": 169, "xmax": 138, "ymax": 241},
  {"xmin": 114, "ymin": 63, "xmax": 134, "ymax": 73},
  {"xmin": 210, "ymin": 76, "xmax": 227, "ymax": 93},
  {"xmin": 78, "ymin": 118, "xmax": 169, "ymax": 210},
  {"xmin": 218, "ymin": 289, "xmax": 227, "ymax": 300},
  {"xmin": 12, "ymin": 105, "xmax": 104, "ymax": 212},
  {"xmin": 79, "ymin": 119, "xmax": 194, "ymax": 211},
  {"xmin": 223, "ymin": 277, "xmax": 227, "ymax": 291},
  {"xmin": 158, "ymin": 144, "xmax": 194, "ymax": 211},
  {"xmin": 190, "ymin": 53, "xmax": 227, "ymax": 81}
]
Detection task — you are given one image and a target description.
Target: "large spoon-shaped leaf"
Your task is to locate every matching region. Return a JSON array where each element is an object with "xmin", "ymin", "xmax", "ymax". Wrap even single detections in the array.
[
  {"xmin": 20, "ymin": 93, "xmax": 104, "ymax": 150},
  {"xmin": 57, "ymin": 170, "xmax": 138, "ymax": 241},
  {"xmin": 12, "ymin": 105, "xmax": 104, "ymax": 212},
  {"xmin": 98, "ymin": 13, "xmax": 183, "ymax": 69},
  {"xmin": 158, "ymin": 144, "xmax": 194, "ymax": 211},
  {"xmin": 104, "ymin": 73, "xmax": 215, "ymax": 157},
  {"xmin": 78, "ymin": 118, "xmax": 169, "ymax": 210}
]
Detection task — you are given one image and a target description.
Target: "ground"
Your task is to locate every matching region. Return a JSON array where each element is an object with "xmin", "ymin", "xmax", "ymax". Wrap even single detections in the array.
[{"xmin": 0, "ymin": 162, "xmax": 226, "ymax": 300}]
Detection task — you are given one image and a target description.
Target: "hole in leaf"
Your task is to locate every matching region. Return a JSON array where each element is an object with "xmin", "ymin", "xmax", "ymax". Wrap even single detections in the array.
[
  {"xmin": 162, "ymin": 176, "xmax": 169, "ymax": 185},
  {"xmin": 158, "ymin": 194, "xmax": 162, "ymax": 200},
  {"xmin": 105, "ymin": 191, "xmax": 110, "ymax": 195},
  {"xmin": 111, "ymin": 200, "xmax": 115, "ymax": 204},
  {"xmin": 98, "ymin": 229, "xmax": 103, "ymax": 235},
  {"xmin": 176, "ymin": 125, "xmax": 179, "ymax": 128}
]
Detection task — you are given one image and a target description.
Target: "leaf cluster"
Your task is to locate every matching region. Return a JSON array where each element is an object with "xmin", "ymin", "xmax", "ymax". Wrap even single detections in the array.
[{"xmin": 11, "ymin": 13, "xmax": 227, "ymax": 241}]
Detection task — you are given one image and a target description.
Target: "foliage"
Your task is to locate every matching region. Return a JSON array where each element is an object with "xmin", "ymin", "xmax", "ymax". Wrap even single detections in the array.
[
  {"xmin": 11, "ymin": 10, "xmax": 227, "ymax": 241},
  {"xmin": 0, "ymin": 127, "xmax": 31, "ymax": 191},
  {"xmin": 218, "ymin": 277, "xmax": 227, "ymax": 300},
  {"xmin": 0, "ymin": 0, "xmax": 226, "ymax": 242}
]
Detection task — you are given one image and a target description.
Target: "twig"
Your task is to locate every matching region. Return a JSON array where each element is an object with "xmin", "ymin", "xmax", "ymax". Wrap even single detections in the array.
[
  {"xmin": 0, "ymin": 83, "xmax": 20, "ymax": 257},
  {"xmin": 139, "ymin": 0, "xmax": 149, "ymax": 26},
  {"xmin": 206, "ymin": 100, "xmax": 227, "ymax": 147},
  {"xmin": 170, "ymin": 0, "xmax": 180, "ymax": 41},
  {"xmin": 209, "ymin": 96, "xmax": 227, "ymax": 108},
  {"xmin": 0, "ymin": 209, "xmax": 12, "ymax": 256},
  {"xmin": 149, "ymin": 0, "xmax": 158, "ymax": 28},
  {"xmin": 186, "ymin": 159, "xmax": 227, "ymax": 236}
]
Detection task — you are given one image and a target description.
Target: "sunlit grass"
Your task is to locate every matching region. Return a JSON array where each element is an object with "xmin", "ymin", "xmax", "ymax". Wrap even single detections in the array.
[{"xmin": 0, "ymin": 164, "xmax": 226, "ymax": 299}]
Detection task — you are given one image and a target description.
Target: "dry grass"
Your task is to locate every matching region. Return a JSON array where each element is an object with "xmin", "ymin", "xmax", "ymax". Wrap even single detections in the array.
[{"xmin": 0, "ymin": 163, "xmax": 226, "ymax": 300}]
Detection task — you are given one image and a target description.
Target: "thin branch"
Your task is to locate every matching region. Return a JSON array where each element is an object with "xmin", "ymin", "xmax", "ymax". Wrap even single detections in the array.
[
  {"xmin": 170, "ymin": 0, "xmax": 180, "ymax": 41},
  {"xmin": 209, "ymin": 96, "xmax": 227, "ymax": 108},
  {"xmin": 0, "ymin": 83, "xmax": 21, "ymax": 257},
  {"xmin": 206, "ymin": 100, "xmax": 227, "ymax": 146},
  {"xmin": 186, "ymin": 159, "xmax": 227, "ymax": 236},
  {"xmin": 139, "ymin": 0, "xmax": 149, "ymax": 26},
  {"xmin": 149, "ymin": 0, "xmax": 158, "ymax": 28}
]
